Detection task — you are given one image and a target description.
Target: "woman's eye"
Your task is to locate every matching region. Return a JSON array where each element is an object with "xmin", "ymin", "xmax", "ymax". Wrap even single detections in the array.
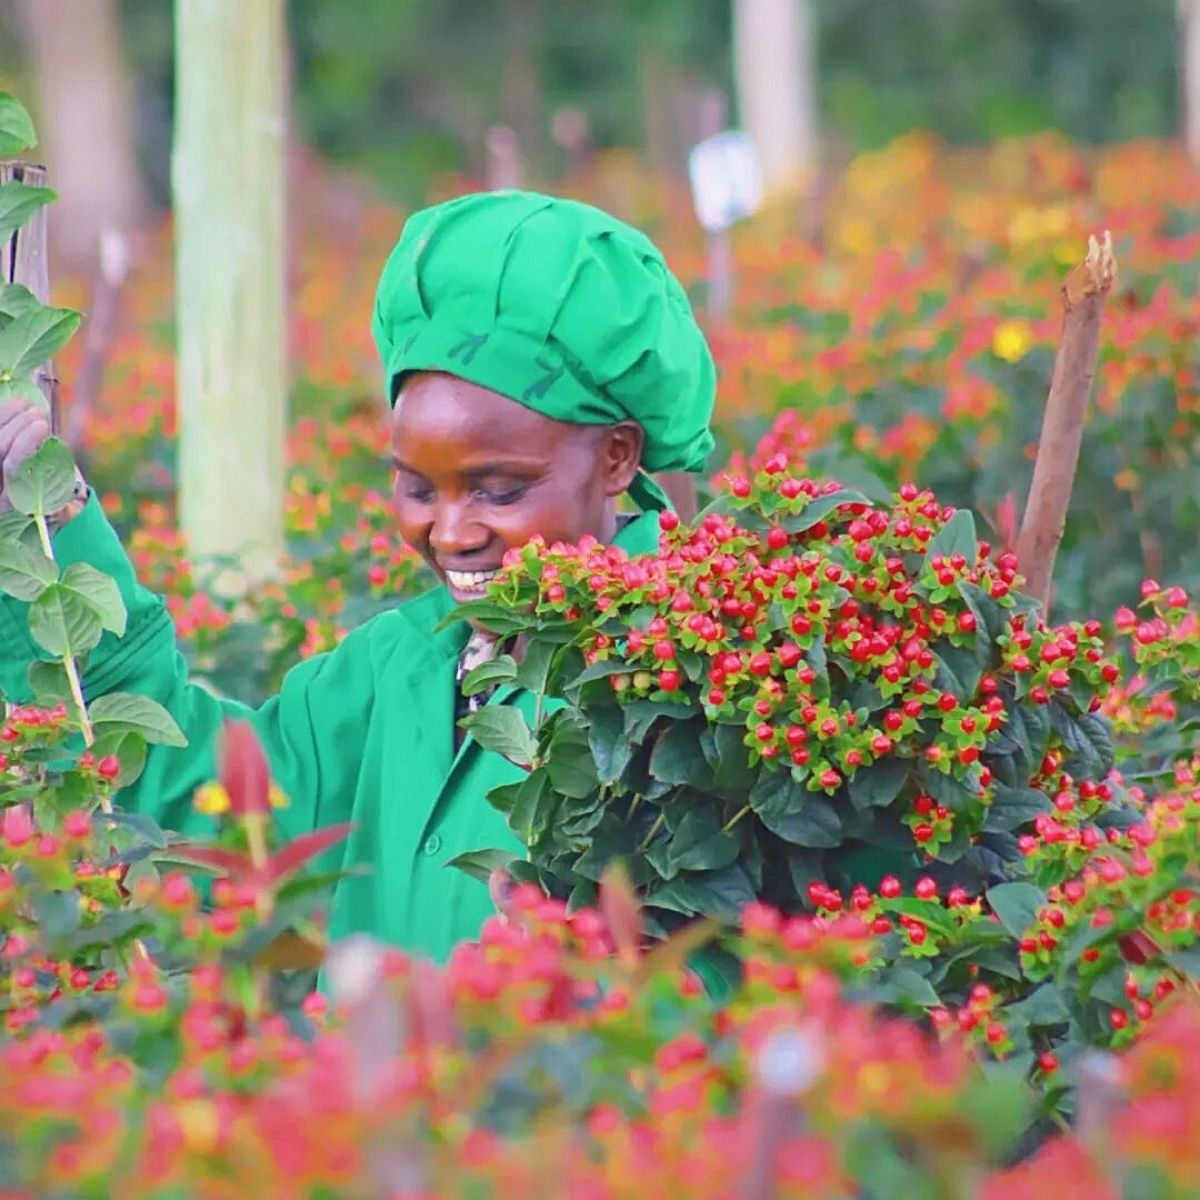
[
  {"xmin": 479, "ymin": 485, "xmax": 529, "ymax": 506},
  {"xmin": 399, "ymin": 481, "xmax": 435, "ymax": 504}
]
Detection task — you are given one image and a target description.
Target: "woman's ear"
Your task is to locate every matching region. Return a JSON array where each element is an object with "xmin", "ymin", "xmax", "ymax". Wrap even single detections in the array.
[{"xmin": 597, "ymin": 421, "xmax": 645, "ymax": 497}]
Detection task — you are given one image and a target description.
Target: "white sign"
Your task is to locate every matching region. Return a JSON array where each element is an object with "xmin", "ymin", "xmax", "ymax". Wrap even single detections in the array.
[{"xmin": 688, "ymin": 131, "xmax": 764, "ymax": 233}]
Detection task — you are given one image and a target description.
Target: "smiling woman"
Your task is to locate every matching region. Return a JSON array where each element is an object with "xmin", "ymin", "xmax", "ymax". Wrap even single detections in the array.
[{"xmin": 0, "ymin": 189, "xmax": 717, "ymax": 968}]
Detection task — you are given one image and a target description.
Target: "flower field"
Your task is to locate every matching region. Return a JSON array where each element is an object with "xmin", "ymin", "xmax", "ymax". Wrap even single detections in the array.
[{"xmin": 1, "ymin": 122, "xmax": 1198, "ymax": 1197}]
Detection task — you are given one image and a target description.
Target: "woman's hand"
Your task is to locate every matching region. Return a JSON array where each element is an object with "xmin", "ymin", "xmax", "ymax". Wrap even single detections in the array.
[{"xmin": 0, "ymin": 398, "xmax": 87, "ymax": 522}]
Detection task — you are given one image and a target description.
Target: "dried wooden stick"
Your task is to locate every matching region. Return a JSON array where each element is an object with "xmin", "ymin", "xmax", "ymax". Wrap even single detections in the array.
[{"xmin": 1015, "ymin": 231, "xmax": 1117, "ymax": 613}]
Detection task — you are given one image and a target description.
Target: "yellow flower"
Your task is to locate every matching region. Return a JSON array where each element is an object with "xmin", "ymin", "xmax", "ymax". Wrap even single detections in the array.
[
  {"xmin": 194, "ymin": 783, "xmax": 231, "ymax": 815},
  {"xmin": 268, "ymin": 783, "xmax": 289, "ymax": 810},
  {"xmin": 175, "ymin": 1099, "xmax": 220, "ymax": 1155},
  {"xmin": 992, "ymin": 320, "xmax": 1033, "ymax": 363}
]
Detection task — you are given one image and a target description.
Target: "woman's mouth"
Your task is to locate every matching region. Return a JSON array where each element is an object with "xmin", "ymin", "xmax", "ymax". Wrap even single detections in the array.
[{"xmin": 444, "ymin": 568, "xmax": 500, "ymax": 596}]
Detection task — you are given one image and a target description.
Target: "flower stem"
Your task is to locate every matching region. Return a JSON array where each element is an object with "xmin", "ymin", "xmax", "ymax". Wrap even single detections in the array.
[
  {"xmin": 723, "ymin": 804, "xmax": 752, "ymax": 832},
  {"xmin": 637, "ymin": 810, "xmax": 666, "ymax": 852}
]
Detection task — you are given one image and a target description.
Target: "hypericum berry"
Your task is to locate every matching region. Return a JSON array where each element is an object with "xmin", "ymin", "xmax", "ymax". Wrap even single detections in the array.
[
  {"xmin": 659, "ymin": 510, "xmax": 680, "ymax": 532},
  {"xmin": 878, "ymin": 875, "xmax": 902, "ymax": 899},
  {"xmin": 1038, "ymin": 1052, "xmax": 1059, "ymax": 1074},
  {"xmin": 658, "ymin": 669, "xmax": 682, "ymax": 692},
  {"xmin": 97, "ymin": 755, "xmax": 121, "ymax": 781},
  {"xmin": 914, "ymin": 876, "xmax": 938, "ymax": 900},
  {"xmin": 62, "ymin": 811, "xmax": 92, "ymax": 840}
]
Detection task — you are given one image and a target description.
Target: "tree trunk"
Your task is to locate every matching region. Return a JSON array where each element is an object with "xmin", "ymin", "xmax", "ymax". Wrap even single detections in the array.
[
  {"xmin": 173, "ymin": 0, "xmax": 287, "ymax": 587},
  {"xmin": 732, "ymin": 0, "xmax": 818, "ymax": 195},
  {"xmin": 1182, "ymin": 0, "xmax": 1200, "ymax": 166},
  {"xmin": 500, "ymin": 0, "xmax": 544, "ymax": 179},
  {"xmin": 16, "ymin": 0, "xmax": 146, "ymax": 268}
]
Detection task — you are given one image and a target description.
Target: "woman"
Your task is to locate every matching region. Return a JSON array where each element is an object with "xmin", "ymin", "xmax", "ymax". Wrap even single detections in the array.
[{"xmin": 0, "ymin": 191, "xmax": 717, "ymax": 963}]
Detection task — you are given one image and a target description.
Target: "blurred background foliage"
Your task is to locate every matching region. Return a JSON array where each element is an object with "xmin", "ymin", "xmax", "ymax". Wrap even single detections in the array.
[{"xmin": 0, "ymin": 0, "xmax": 1182, "ymax": 206}]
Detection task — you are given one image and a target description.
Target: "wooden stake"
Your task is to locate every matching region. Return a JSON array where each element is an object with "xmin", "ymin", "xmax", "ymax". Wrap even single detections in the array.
[
  {"xmin": 0, "ymin": 160, "xmax": 57, "ymax": 431},
  {"xmin": 1015, "ymin": 232, "xmax": 1117, "ymax": 614}
]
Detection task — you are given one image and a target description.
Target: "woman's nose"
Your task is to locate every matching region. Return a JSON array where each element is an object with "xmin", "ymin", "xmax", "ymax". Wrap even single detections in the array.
[{"xmin": 429, "ymin": 502, "xmax": 490, "ymax": 557}]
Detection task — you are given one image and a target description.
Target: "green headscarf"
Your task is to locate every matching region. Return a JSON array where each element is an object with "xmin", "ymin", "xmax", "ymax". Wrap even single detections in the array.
[{"xmin": 370, "ymin": 190, "xmax": 716, "ymax": 511}]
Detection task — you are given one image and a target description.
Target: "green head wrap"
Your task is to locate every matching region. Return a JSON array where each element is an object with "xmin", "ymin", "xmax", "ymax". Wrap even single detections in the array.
[{"xmin": 370, "ymin": 190, "xmax": 716, "ymax": 511}]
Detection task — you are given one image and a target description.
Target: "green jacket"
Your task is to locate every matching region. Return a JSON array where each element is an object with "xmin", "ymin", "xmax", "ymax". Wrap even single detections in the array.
[{"xmin": 0, "ymin": 495, "xmax": 664, "ymax": 963}]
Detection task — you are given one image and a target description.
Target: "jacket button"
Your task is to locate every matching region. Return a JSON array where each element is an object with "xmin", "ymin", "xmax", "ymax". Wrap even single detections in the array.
[{"xmin": 423, "ymin": 834, "xmax": 442, "ymax": 856}]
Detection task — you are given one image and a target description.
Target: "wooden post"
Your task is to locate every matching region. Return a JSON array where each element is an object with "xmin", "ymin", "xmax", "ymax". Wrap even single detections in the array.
[
  {"xmin": 0, "ymin": 160, "xmax": 57, "ymax": 431},
  {"xmin": 173, "ymin": 0, "xmax": 287, "ymax": 586},
  {"xmin": 1015, "ymin": 233, "xmax": 1117, "ymax": 614}
]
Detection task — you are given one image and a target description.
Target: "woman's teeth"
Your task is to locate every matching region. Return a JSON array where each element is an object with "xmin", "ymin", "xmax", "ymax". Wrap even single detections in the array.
[{"xmin": 445, "ymin": 569, "xmax": 498, "ymax": 592}]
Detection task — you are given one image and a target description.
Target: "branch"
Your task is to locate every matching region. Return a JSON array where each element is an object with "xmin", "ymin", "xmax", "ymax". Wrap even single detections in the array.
[{"xmin": 1015, "ymin": 231, "xmax": 1117, "ymax": 614}]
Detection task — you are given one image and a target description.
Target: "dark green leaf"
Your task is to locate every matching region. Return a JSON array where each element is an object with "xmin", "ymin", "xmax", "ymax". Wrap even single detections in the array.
[
  {"xmin": 460, "ymin": 654, "xmax": 518, "ymax": 696},
  {"xmin": 66, "ymin": 909, "xmax": 153, "ymax": 953},
  {"xmin": 782, "ymin": 488, "xmax": 870, "ymax": 533},
  {"xmin": 648, "ymin": 863, "xmax": 755, "ymax": 921},
  {"xmin": 89, "ymin": 693, "xmax": 187, "ymax": 748},
  {"xmin": 710, "ymin": 722, "xmax": 756, "ymax": 795},
  {"xmin": 1004, "ymin": 983, "xmax": 1069, "ymax": 1028},
  {"xmin": 1051, "ymin": 705, "xmax": 1115, "ymax": 780},
  {"xmin": 515, "ymin": 636, "xmax": 556, "ymax": 693},
  {"xmin": 983, "ymin": 785, "xmax": 1052, "ymax": 833},
  {"xmin": 623, "ymin": 697, "xmax": 692, "ymax": 742},
  {"xmin": 458, "ymin": 704, "xmax": 536, "ymax": 765},
  {"xmin": 448, "ymin": 848, "xmax": 519, "ymax": 883},
  {"xmin": 665, "ymin": 806, "xmax": 741, "ymax": 875},
  {"xmin": 925, "ymin": 509, "xmax": 977, "ymax": 565},
  {"xmin": 847, "ymin": 758, "xmax": 908, "ymax": 811},
  {"xmin": 588, "ymin": 704, "xmax": 632, "ymax": 786},
  {"xmin": 545, "ymin": 714, "xmax": 599, "ymax": 799},
  {"xmin": 935, "ymin": 636, "xmax": 988, "ymax": 698},
  {"xmin": 649, "ymin": 719, "xmax": 716, "ymax": 789},
  {"xmin": 751, "ymin": 770, "xmax": 842, "ymax": 847},
  {"xmin": 877, "ymin": 966, "xmax": 941, "ymax": 1009},
  {"xmin": 986, "ymin": 881, "xmax": 1045, "ymax": 938}
]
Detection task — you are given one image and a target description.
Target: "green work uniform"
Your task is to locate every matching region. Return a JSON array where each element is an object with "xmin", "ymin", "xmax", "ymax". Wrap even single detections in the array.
[{"xmin": 0, "ymin": 494, "xmax": 663, "ymax": 963}]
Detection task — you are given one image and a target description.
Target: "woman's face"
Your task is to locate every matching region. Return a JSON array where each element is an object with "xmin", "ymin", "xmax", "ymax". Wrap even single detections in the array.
[{"xmin": 391, "ymin": 372, "xmax": 643, "ymax": 604}]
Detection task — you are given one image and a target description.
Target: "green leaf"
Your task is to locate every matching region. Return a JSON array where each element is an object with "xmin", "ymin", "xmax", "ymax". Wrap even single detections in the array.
[
  {"xmin": 588, "ymin": 704, "xmax": 632, "ymax": 786},
  {"xmin": 750, "ymin": 770, "xmax": 842, "ymax": 847},
  {"xmin": 88, "ymin": 693, "xmax": 187, "ymax": 748},
  {"xmin": 31, "ymin": 890, "xmax": 81, "ymax": 943},
  {"xmin": 0, "ymin": 93, "xmax": 37, "ymax": 155},
  {"xmin": 0, "ymin": 305, "xmax": 80, "ymax": 376},
  {"xmin": 506, "ymin": 771, "xmax": 555, "ymax": 843},
  {"xmin": 847, "ymin": 758, "xmax": 908, "ymax": 811},
  {"xmin": 649, "ymin": 719, "xmax": 717, "ymax": 789},
  {"xmin": 458, "ymin": 704, "xmax": 537, "ymax": 765},
  {"xmin": 0, "ymin": 181, "xmax": 53, "ymax": 247},
  {"xmin": 926, "ymin": 509, "xmax": 977, "ymax": 565},
  {"xmin": 3, "ymin": 437, "xmax": 79, "ymax": 519},
  {"xmin": 782, "ymin": 488, "xmax": 870, "ymax": 533},
  {"xmin": 436, "ymin": 600, "xmax": 531, "ymax": 637},
  {"xmin": 1004, "ymin": 982, "xmax": 1069, "ymax": 1028},
  {"xmin": 448, "ymin": 848, "xmax": 519, "ymax": 883},
  {"xmin": 545, "ymin": 713, "xmax": 599, "ymax": 799},
  {"xmin": 665, "ymin": 806, "xmax": 741, "ymax": 875},
  {"xmin": 986, "ymin": 881, "xmax": 1045, "ymax": 938},
  {"xmin": 27, "ymin": 583, "xmax": 104, "ymax": 657},
  {"xmin": 460, "ymin": 654, "xmax": 518, "ymax": 697},
  {"xmin": 1050, "ymin": 705, "xmax": 1115, "ymax": 780},
  {"xmin": 0, "ymin": 537, "xmax": 56, "ymax": 601},
  {"xmin": 100, "ymin": 809, "xmax": 169, "ymax": 851},
  {"xmin": 0, "ymin": 283, "xmax": 42, "ymax": 321},
  {"xmin": 91, "ymin": 728, "xmax": 149, "ymax": 787},
  {"xmin": 983, "ymin": 785, "xmax": 1051, "ymax": 833},
  {"xmin": 877, "ymin": 966, "xmax": 941, "ymax": 1009},
  {"xmin": 26, "ymin": 658, "xmax": 72, "ymax": 703},
  {"xmin": 59, "ymin": 563, "xmax": 126, "ymax": 636},
  {"xmin": 648, "ymin": 864, "xmax": 756, "ymax": 921},
  {"xmin": 515, "ymin": 636, "xmax": 556, "ymax": 693}
]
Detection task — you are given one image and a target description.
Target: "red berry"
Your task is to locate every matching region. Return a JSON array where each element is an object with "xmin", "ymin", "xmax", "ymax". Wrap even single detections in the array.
[
  {"xmin": 766, "ymin": 527, "xmax": 789, "ymax": 551},
  {"xmin": 658, "ymin": 670, "xmax": 682, "ymax": 692},
  {"xmin": 62, "ymin": 811, "xmax": 92, "ymax": 840},
  {"xmin": 659, "ymin": 511, "xmax": 680, "ymax": 532},
  {"xmin": 879, "ymin": 876, "xmax": 902, "ymax": 899},
  {"xmin": 914, "ymin": 876, "xmax": 938, "ymax": 900},
  {"xmin": 97, "ymin": 755, "xmax": 121, "ymax": 781},
  {"xmin": 1038, "ymin": 1052, "xmax": 1059, "ymax": 1074}
]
